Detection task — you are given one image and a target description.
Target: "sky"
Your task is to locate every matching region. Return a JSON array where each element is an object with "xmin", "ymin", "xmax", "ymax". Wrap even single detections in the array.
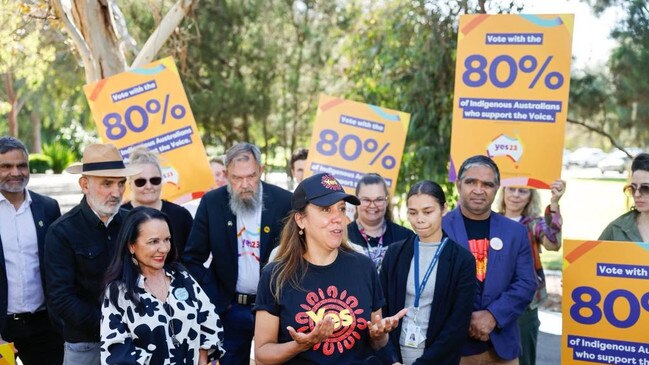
[{"xmin": 523, "ymin": 0, "xmax": 624, "ymax": 71}]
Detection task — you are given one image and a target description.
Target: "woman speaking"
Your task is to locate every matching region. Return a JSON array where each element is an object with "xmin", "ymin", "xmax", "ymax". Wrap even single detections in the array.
[{"xmin": 254, "ymin": 173, "xmax": 407, "ymax": 364}]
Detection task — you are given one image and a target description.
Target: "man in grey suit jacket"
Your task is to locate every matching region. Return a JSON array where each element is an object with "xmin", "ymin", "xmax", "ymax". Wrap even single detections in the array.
[
  {"xmin": 0, "ymin": 136, "xmax": 63, "ymax": 365},
  {"xmin": 183, "ymin": 142, "xmax": 292, "ymax": 365}
]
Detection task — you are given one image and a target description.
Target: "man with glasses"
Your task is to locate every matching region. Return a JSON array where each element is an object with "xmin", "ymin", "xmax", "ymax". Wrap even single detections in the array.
[
  {"xmin": 600, "ymin": 152, "xmax": 649, "ymax": 242},
  {"xmin": 183, "ymin": 142, "xmax": 292, "ymax": 365}
]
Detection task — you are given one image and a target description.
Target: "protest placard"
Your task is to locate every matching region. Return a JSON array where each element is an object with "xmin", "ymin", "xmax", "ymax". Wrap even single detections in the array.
[
  {"xmin": 305, "ymin": 95, "xmax": 411, "ymax": 195},
  {"xmin": 0, "ymin": 343, "xmax": 14, "ymax": 365},
  {"xmin": 450, "ymin": 14, "xmax": 574, "ymax": 188},
  {"xmin": 83, "ymin": 57, "xmax": 212, "ymax": 202},
  {"xmin": 562, "ymin": 239, "xmax": 649, "ymax": 364}
]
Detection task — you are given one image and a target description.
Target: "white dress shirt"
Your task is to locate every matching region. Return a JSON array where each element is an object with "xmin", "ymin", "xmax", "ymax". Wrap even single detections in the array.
[{"xmin": 0, "ymin": 190, "xmax": 45, "ymax": 314}]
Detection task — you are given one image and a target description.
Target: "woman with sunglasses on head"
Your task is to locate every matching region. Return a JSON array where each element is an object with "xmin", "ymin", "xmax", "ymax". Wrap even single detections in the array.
[
  {"xmin": 600, "ymin": 152, "xmax": 649, "ymax": 242},
  {"xmin": 348, "ymin": 173, "xmax": 414, "ymax": 271},
  {"xmin": 101, "ymin": 207, "xmax": 224, "ymax": 364},
  {"xmin": 122, "ymin": 147, "xmax": 194, "ymax": 255},
  {"xmin": 380, "ymin": 180, "xmax": 475, "ymax": 365},
  {"xmin": 254, "ymin": 173, "xmax": 407, "ymax": 364},
  {"xmin": 495, "ymin": 179, "xmax": 566, "ymax": 365}
]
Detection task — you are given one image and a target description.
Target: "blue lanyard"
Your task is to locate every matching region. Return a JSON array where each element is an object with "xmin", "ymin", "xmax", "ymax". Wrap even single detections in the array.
[{"xmin": 413, "ymin": 236, "xmax": 447, "ymax": 308}]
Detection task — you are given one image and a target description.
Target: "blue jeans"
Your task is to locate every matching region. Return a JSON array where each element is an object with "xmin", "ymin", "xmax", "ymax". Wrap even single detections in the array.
[
  {"xmin": 220, "ymin": 303, "xmax": 254, "ymax": 365},
  {"xmin": 63, "ymin": 341, "xmax": 100, "ymax": 365}
]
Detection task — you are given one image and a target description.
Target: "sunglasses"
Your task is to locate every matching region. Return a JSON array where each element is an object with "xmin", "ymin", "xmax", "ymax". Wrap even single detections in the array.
[
  {"xmin": 623, "ymin": 184, "xmax": 649, "ymax": 197},
  {"xmin": 133, "ymin": 177, "xmax": 162, "ymax": 187}
]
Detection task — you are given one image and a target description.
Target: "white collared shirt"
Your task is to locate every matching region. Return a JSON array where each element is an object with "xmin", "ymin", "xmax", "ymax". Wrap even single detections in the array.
[{"xmin": 0, "ymin": 190, "xmax": 45, "ymax": 314}]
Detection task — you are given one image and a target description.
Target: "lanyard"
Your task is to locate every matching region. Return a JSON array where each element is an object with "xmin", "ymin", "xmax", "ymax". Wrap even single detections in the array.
[
  {"xmin": 413, "ymin": 236, "xmax": 447, "ymax": 308},
  {"xmin": 358, "ymin": 221, "xmax": 386, "ymax": 264}
]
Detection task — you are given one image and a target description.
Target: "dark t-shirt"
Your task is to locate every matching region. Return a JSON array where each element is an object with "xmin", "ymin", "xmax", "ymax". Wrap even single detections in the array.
[
  {"xmin": 254, "ymin": 250, "xmax": 385, "ymax": 364},
  {"xmin": 462, "ymin": 214, "xmax": 492, "ymax": 354}
]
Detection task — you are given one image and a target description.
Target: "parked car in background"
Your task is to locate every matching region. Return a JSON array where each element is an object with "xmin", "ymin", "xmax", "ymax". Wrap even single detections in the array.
[
  {"xmin": 566, "ymin": 147, "xmax": 606, "ymax": 168},
  {"xmin": 598, "ymin": 147, "xmax": 644, "ymax": 174}
]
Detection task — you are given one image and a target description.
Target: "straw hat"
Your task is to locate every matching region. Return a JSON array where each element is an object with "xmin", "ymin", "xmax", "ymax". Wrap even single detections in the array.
[{"xmin": 65, "ymin": 143, "xmax": 142, "ymax": 177}]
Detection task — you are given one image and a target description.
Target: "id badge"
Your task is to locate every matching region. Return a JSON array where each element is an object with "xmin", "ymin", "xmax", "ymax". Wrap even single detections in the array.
[{"xmin": 403, "ymin": 322, "xmax": 422, "ymax": 348}]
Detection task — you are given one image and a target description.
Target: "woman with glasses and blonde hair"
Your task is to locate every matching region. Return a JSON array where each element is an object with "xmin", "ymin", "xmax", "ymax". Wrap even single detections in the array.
[
  {"xmin": 348, "ymin": 173, "xmax": 414, "ymax": 271},
  {"xmin": 122, "ymin": 147, "xmax": 194, "ymax": 255},
  {"xmin": 600, "ymin": 152, "xmax": 649, "ymax": 242},
  {"xmin": 495, "ymin": 179, "xmax": 566, "ymax": 365}
]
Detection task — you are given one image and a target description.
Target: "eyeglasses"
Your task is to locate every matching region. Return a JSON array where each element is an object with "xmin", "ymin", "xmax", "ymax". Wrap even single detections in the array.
[
  {"xmin": 623, "ymin": 184, "xmax": 649, "ymax": 197},
  {"xmin": 133, "ymin": 177, "xmax": 162, "ymax": 187},
  {"xmin": 359, "ymin": 196, "xmax": 389, "ymax": 206}
]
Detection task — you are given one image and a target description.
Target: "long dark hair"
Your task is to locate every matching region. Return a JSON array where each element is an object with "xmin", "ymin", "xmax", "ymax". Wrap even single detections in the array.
[
  {"xmin": 103, "ymin": 206, "xmax": 183, "ymax": 306},
  {"xmin": 271, "ymin": 206, "xmax": 355, "ymax": 301}
]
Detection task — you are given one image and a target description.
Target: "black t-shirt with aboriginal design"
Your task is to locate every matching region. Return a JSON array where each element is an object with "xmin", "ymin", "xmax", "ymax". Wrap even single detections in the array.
[
  {"xmin": 461, "ymin": 213, "xmax": 493, "ymax": 354},
  {"xmin": 254, "ymin": 250, "xmax": 385, "ymax": 364}
]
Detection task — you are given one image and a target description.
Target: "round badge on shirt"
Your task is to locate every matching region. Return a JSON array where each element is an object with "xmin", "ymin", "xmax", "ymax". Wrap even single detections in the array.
[
  {"xmin": 173, "ymin": 287, "xmax": 189, "ymax": 301},
  {"xmin": 490, "ymin": 237, "xmax": 504, "ymax": 251}
]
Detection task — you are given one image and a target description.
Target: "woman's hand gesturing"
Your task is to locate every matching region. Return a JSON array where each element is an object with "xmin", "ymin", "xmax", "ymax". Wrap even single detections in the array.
[{"xmin": 287, "ymin": 316, "xmax": 335, "ymax": 351}]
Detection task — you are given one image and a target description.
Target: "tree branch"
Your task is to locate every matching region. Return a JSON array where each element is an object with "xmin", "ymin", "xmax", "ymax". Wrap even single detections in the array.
[
  {"xmin": 567, "ymin": 117, "xmax": 633, "ymax": 157},
  {"xmin": 51, "ymin": 0, "xmax": 99, "ymax": 82},
  {"xmin": 131, "ymin": 0, "xmax": 199, "ymax": 68}
]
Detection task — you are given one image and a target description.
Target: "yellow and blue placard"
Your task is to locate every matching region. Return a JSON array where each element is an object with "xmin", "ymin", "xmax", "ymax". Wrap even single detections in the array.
[
  {"xmin": 450, "ymin": 14, "xmax": 574, "ymax": 188},
  {"xmin": 305, "ymin": 95, "xmax": 410, "ymax": 195},
  {"xmin": 0, "ymin": 343, "xmax": 14, "ymax": 365},
  {"xmin": 562, "ymin": 239, "xmax": 649, "ymax": 364},
  {"xmin": 83, "ymin": 57, "xmax": 212, "ymax": 202}
]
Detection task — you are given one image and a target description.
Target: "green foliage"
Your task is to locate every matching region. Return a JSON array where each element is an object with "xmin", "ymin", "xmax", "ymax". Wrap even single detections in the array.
[
  {"xmin": 570, "ymin": 0, "xmax": 649, "ymax": 147},
  {"xmin": 28, "ymin": 153, "xmax": 52, "ymax": 173},
  {"xmin": 339, "ymin": 1, "xmax": 461, "ymax": 204},
  {"xmin": 42, "ymin": 141, "xmax": 76, "ymax": 173}
]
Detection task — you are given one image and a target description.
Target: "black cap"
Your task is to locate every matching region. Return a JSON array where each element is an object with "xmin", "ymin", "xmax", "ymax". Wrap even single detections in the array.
[{"xmin": 292, "ymin": 173, "xmax": 361, "ymax": 210}]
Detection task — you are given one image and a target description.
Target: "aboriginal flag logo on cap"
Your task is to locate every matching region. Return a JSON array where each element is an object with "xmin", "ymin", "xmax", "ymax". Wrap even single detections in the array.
[{"xmin": 321, "ymin": 174, "xmax": 343, "ymax": 191}]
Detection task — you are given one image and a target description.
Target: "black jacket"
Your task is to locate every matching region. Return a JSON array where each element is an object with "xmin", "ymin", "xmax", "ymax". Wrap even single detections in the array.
[
  {"xmin": 0, "ymin": 190, "xmax": 60, "ymax": 333},
  {"xmin": 347, "ymin": 220, "xmax": 414, "ymax": 248},
  {"xmin": 379, "ymin": 234, "xmax": 476, "ymax": 365},
  {"xmin": 45, "ymin": 197, "xmax": 126, "ymax": 342},
  {"xmin": 182, "ymin": 182, "xmax": 292, "ymax": 313}
]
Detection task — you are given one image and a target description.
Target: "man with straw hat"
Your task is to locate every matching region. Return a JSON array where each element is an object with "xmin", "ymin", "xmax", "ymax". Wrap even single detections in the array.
[{"xmin": 44, "ymin": 143, "xmax": 140, "ymax": 365}]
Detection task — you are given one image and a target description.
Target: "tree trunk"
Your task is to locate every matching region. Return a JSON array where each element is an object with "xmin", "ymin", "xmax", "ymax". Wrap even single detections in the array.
[
  {"xmin": 69, "ymin": 0, "xmax": 127, "ymax": 80},
  {"xmin": 131, "ymin": 0, "xmax": 198, "ymax": 68},
  {"xmin": 4, "ymin": 72, "xmax": 19, "ymax": 137},
  {"xmin": 31, "ymin": 110, "xmax": 42, "ymax": 153},
  {"xmin": 53, "ymin": 0, "xmax": 199, "ymax": 84}
]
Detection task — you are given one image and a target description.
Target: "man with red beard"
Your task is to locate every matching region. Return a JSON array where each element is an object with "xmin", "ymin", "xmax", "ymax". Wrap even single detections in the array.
[
  {"xmin": 0, "ymin": 137, "xmax": 63, "ymax": 365},
  {"xmin": 183, "ymin": 142, "xmax": 292, "ymax": 365},
  {"xmin": 45, "ymin": 144, "xmax": 140, "ymax": 365}
]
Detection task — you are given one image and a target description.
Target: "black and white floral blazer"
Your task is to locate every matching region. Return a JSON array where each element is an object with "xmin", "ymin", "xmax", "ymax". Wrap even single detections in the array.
[{"xmin": 100, "ymin": 268, "xmax": 224, "ymax": 364}]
